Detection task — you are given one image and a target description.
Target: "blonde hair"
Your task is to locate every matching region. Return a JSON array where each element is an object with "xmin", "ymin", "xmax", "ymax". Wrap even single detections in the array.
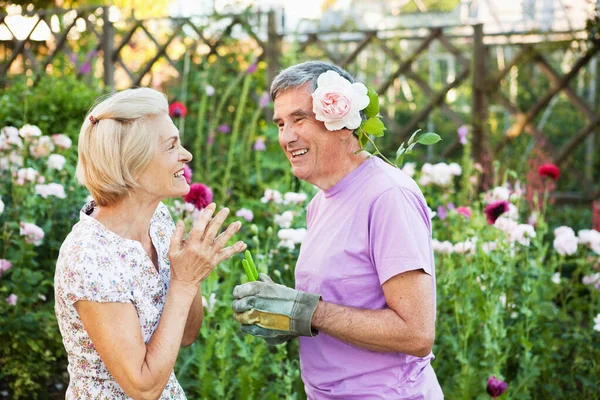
[{"xmin": 76, "ymin": 87, "xmax": 169, "ymax": 207}]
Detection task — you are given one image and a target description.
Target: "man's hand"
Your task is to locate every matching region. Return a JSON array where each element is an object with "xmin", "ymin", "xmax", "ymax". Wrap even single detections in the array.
[{"xmin": 232, "ymin": 274, "xmax": 320, "ymax": 341}]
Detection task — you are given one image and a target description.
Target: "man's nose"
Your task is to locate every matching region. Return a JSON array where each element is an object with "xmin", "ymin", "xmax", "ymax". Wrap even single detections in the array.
[{"xmin": 280, "ymin": 124, "xmax": 298, "ymax": 145}]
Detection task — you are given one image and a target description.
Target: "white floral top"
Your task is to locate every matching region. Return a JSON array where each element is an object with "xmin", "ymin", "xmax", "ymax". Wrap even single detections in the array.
[{"xmin": 54, "ymin": 201, "xmax": 187, "ymax": 399}]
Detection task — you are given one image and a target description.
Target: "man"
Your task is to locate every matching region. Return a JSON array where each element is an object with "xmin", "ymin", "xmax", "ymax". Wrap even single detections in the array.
[{"xmin": 233, "ymin": 61, "xmax": 443, "ymax": 399}]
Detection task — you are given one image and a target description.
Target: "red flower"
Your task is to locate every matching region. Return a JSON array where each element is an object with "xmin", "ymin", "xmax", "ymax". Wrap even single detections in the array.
[
  {"xmin": 538, "ymin": 163, "xmax": 560, "ymax": 181},
  {"xmin": 169, "ymin": 102, "xmax": 187, "ymax": 118},
  {"xmin": 486, "ymin": 376, "xmax": 507, "ymax": 398},
  {"xmin": 184, "ymin": 183, "xmax": 213, "ymax": 210},
  {"xmin": 484, "ymin": 201, "xmax": 509, "ymax": 224}
]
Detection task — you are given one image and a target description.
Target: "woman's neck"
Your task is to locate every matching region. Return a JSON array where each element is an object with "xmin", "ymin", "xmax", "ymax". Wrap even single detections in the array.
[{"xmin": 92, "ymin": 196, "xmax": 160, "ymax": 244}]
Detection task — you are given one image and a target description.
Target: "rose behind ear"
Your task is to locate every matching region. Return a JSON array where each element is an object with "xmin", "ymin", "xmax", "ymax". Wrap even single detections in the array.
[{"xmin": 312, "ymin": 70, "xmax": 369, "ymax": 131}]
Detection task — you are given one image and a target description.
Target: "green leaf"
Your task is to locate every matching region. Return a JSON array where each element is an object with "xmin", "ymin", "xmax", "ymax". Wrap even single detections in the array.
[
  {"xmin": 406, "ymin": 142, "xmax": 417, "ymax": 154},
  {"xmin": 359, "ymin": 131, "xmax": 369, "ymax": 148},
  {"xmin": 362, "ymin": 117, "xmax": 385, "ymax": 137},
  {"xmin": 417, "ymin": 132, "xmax": 442, "ymax": 145},
  {"xmin": 408, "ymin": 129, "xmax": 421, "ymax": 145},
  {"xmin": 396, "ymin": 142, "xmax": 405, "ymax": 157},
  {"xmin": 364, "ymin": 87, "xmax": 380, "ymax": 118}
]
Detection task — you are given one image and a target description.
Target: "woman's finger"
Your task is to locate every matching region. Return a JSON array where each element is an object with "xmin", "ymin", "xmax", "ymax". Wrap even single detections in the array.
[
  {"xmin": 215, "ymin": 241, "xmax": 247, "ymax": 264},
  {"xmin": 187, "ymin": 203, "xmax": 216, "ymax": 243},
  {"xmin": 212, "ymin": 221, "xmax": 242, "ymax": 250},
  {"xmin": 201, "ymin": 207, "xmax": 230, "ymax": 245}
]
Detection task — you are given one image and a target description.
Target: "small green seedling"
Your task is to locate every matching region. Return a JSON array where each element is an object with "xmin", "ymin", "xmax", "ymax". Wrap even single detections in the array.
[{"xmin": 242, "ymin": 250, "xmax": 259, "ymax": 281}]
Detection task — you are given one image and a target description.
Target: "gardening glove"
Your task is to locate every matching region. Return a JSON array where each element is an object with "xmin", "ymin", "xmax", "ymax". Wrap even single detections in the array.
[{"xmin": 232, "ymin": 273, "xmax": 320, "ymax": 339}]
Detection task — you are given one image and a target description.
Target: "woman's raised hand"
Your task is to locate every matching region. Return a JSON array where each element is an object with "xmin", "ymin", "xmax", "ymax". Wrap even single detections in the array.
[{"xmin": 169, "ymin": 203, "xmax": 246, "ymax": 291}]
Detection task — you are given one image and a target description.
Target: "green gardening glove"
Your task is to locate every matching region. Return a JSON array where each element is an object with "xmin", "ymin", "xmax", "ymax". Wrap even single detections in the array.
[{"xmin": 232, "ymin": 273, "xmax": 320, "ymax": 340}]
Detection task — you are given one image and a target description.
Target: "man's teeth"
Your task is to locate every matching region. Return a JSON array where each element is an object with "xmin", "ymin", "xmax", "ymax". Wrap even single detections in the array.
[
  {"xmin": 173, "ymin": 170, "xmax": 183, "ymax": 178},
  {"xmin": 292, "ymin": 149, "xmax": 308, "ymax": 157}
]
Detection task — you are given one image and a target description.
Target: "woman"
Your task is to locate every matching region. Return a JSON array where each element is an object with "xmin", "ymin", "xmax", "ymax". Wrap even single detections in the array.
[{"xmin": 54, "ymin": 88, "xmax": 246, "ymax": 399}]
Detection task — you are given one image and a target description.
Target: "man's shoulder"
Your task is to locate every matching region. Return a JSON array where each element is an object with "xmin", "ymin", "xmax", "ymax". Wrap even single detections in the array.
[{"xmin": 364, "ymin": 157, "xmax": 425, "ymax": 200}]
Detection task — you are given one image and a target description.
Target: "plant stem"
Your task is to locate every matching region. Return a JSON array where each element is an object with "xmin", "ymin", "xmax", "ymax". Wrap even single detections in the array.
[{"xmin": 362, "ymin": 129, "xmax": 394, "ymax": 167}]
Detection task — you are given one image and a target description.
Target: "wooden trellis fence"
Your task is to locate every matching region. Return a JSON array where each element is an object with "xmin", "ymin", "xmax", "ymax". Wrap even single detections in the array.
[{"xmin": 1, "ymin": 6, "xmax": 598, "ymax": 202}]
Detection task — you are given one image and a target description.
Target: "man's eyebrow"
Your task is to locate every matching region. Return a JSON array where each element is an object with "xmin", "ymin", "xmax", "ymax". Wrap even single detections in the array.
[{"xmin": 272, "ymin": 109, "xmax": 314, "ymax": 123}]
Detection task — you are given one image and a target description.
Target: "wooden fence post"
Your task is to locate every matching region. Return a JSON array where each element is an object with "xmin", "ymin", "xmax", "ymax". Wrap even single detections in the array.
[
  {"xmin": 471, "ymin": 23, "xmax": 486, "ymax": 166},
  {"xmin": 102, "ymin": 6, "xmax": 115, "ymax": 92}
]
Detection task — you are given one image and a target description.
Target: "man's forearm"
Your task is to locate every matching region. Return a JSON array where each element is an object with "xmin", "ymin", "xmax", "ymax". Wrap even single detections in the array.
[
  {"xmin": 311, "ymin": 301, "xmax": 433, "ymax": 356},
  {"xmin": 181, "ymin": 285, "xmax": 203, "ymax": 346}
]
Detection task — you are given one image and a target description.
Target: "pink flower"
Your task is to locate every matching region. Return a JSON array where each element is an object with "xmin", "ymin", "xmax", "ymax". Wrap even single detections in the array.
[
  {"xmin": 217, "ymin": 124, "xmax": 230, "ymax": 134},
  {"xmin": 437, "ymin": 205, "xmax": 447, "ymax": 220},
  {"xmin": 457, "ymin": 125, "xmax": 468, "ymax": 145},
  {"xmin": 253, "ymin": 138, "xmax": 266, "ymax": 151},
  {"xmin": 246, "ymin": 63, "xmax": 258, "ymax": 74},
  {"xmin": 6, "ymin": 293, "xmax": 17, "ymax": 306},
  {"xmin": 52, "ymin": 134, "xmax": 72, "ymax": 149},
  {"xmin": 183, "ymin": 164, "xmax": 192, "ymax": 184},
  {"xmin": 456, "ymin": 206, "xmax": 472, "ymax": 219},
  {"xmin": 184, "ymin": 183, "xmax": 213, "ymax": 210},
  {"xmin": 259, "ymin": 92, "xmax": 270, "ymax": 109},
  {"xmin": 312, "ymin": 70, "xmax": 369, "ymax": 131},
  {"xmin": 484, "ymin": 201, "xmax": 509, "ymax": 224},
  {"xmin": 235, "ymin": 208, "xmax": 254, "ymax": 222},
  {"xmin": 19, "ymin": 221, "xmax": 45, "ymax": 246},
  {"xmin": 0, "ymin": 259, "xmax": 12, "ymax": 274},
  {"xmin": 486, "ymin": 376, "xmax": 507, "ymax": 398}
]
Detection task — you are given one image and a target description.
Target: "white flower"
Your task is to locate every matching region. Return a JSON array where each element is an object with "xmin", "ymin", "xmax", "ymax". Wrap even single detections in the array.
[
  {"xmin": 1, "ymin": 126, "xmax": 22, "ymax": 148},
  {"xmin": 274, "ymin": 211, "xmax": 294, "ymax": 229},
  {"xmin": 430, "ymin": 163, "xmax": 454, "ymax": 186},
  {"xmin": 494, "ymin": 216, "xmax": 518, "ymax": 234},
  {"xmin": 35, "ymin": 183, "xmax": 66, "ymax": 199},
  {"xmin": 551, "ymin": 272, "xmax": 561, "ymax": 284},
  {"xmin": 499, "ymin": 293, "xmax": 506, "ymax": 308},
  {"xmin": 427, "ymin": 206, "xmax": 436, "ymax": 220},
  {"xmin": 482, "ymin": 241, "xmax": 498, "ymax": 254},
  {"xmin": 419, "ymin": 174, "xmax": 432, "ymax": 186},
  {"xmin": 8, "ymin": 152, "xmax": 23, "ymax": 167},
  {"xmin": 432, "ymin": 239, "xmax": 453, "ymax": 254},
  {"xmin": 505, "ymin": 203, "xmax": 519, "ymax": 220},
  {"xmin": 19, "ymin": 222, "xmax": 45, "ymax": 246},
  {"xmin": 0, "ymin": 196, "xmax": 3, "ymax": 215},
  {"xmin": 491, "ymin": 186, "xmax": 511, "ymax": 202},
  {"xmin": 283, "ymin": 192, "xmax": 308, "ymax": 205},
  {"xmin": 594, "ymin": 314, "xmax": 600, "ymax": 332},
  {"xmin": 509, "ymin": 224, "xmax": 536, "ymax": 246},
  {"xmin": 47, "ymin": 154, "xmax": 66, "ymax": 170},
  {"xmin": 205, "ymin": 85, "xmax": 215, "ymax": 97},
  {"xmin": 578, "ymin": 229, "xmax": 600, "ymax": 247},
  {"xmin": 554, "ymin": 226, "xmax": 576, "ymax": 238},
  {"xmin": 312, "ymin": 70, "xmax": 369, "ymax": 131},
  {"xmin": 582, "ymin": 273, "xmax": 600, "ymax": 286},
  {"xmin": 29, "ymin": 136, "xmax": 54, "ymax": 159},
  {"xmin": 16, "ymin": 167, "xmax": 38, "ymax": 182},
  {"xmin": 235, "ymin": 208, "xmax": 254, "ymax": 222},
  {"xmin": 19, "ymin": 124, "xmax": 42, "ymax": 139},
  {"xmin": 6, "ymin": 294, "xmax": 17, "ymax": 306},
  {"xmin": 454, "ymin": 240, "xmax": 475, "ymax": 255},
  {"xmin": 51, "ymin": 134, "xmax": 72, "ymax": 150},
  {"xmin": 277, "ymin": 228, "xmax": 307, "ymax": 249},
  {"xmin": 553, "ymin": 234, "xmax": 578, "ymax": 256},
  {"xmin": 401, "ymin": 162, "xmax": 416, "ymax": 177},
  {"xmin": 448, "ymin": 162, "xmax": 462, "ymax": 176},
  {"xmin": 260, "ymin": 188, "xmax": 283, "ymax": 204}
]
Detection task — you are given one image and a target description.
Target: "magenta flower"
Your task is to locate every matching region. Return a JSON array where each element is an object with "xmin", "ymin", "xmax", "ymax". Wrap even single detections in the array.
[
  {"xmin": 456, "ymin": 206, "xmax": 472, "ymax": 219},
  {"xmin": 253, "ymin": 138, "xmax": 266, "ymax": 151},
  {"xmin": 78, "ymin": 62, "xmax": 91, "ymax": 75},
  {"xmin": 246, "ymin": 63, "xmax": 258, "ymax": 74},
  {"xmin": 458, "ymin": 125, "xmax": 468, "ymax": 145},
  {"xmin": 184, "ymin": 183, "xmax": 213, "ymax": 210},
  {"xmin": 486, "ymin": 376, "xmax": 507, "ymax": 398},
  {"xmin": 183, "ymin": 164, "xmax": 192, "ymax": 184},
  {"xmin": 259, "ymin": 92, "xmax": 270, "ymax": 109},
  {"xmin": 169, "ymin": 102, "xmax": 187, "ymax": 118},
  {"xmin": 6, "ymin": 293, "xmax": 17, "ymax": 306},
  {"xmin": 484, "ymin": 201, "xmax": 509, "ymax": 224},
  {"xmin": 217, "ymin": 124, "xmax": 231, "ymax": 134}
]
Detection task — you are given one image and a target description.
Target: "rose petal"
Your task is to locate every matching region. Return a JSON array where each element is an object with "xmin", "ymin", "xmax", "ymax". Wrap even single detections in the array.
[{"xmin": 324, "ymin": 119, "xmax": 347, "ymax": 131}]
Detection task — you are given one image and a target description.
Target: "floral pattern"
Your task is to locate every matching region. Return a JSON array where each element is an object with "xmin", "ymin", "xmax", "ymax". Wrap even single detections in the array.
[{"xmin": 54, "ymin": 201, "xmax": 187, "ymax": 399}]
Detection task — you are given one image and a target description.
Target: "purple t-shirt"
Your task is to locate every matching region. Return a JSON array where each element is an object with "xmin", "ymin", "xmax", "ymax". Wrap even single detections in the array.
[{"xmin": 295, "ymin": 157, "xmax": 443, "ymax": 399}]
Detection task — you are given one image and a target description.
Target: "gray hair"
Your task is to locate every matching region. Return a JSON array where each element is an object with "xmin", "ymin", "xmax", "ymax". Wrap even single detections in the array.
[{"xmin": 270, "ymin": 61, "xmax": 356, "ymax": 100}]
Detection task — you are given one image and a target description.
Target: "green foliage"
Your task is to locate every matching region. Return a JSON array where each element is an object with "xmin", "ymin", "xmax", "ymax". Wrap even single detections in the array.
[{"xmin": 0, "ymin": 75, "xmax": 101, "ymax": 140}]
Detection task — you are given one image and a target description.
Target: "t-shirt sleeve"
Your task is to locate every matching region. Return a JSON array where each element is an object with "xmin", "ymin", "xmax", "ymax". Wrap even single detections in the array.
[
  {"xmin": 60, "ymin": 248, "xmax": 133, "ymax": 305},
  {"xmin": 368, "ymin": 187, "xmax": 434, "ymax": 285}
]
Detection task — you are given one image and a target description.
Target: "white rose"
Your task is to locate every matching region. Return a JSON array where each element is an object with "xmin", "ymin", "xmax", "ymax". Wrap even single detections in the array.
[
  {"xmin": 401, "ymin": 162, "xmax": 416, "ymax": 177},
  {"xmin": 554, "ymin": 226, "xmax": 576, "ymax": 238},
  {"xmin": 19, "ymin": 124, "xmax": 42, "ymax": 139},
  {"xmin": 52, "ymin": 134, "xmax": 72, "ymax": 150},
  {"xmin": 553, "ymin": 234, "xmax": 578, "ymax": 256},
  {"xmin": 47, "ymin": 154, "xmax": 66, "ymax": 170},
  {"xmin": 312, "ymin": 70, "xmax": 369, "ymax": 131}
]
